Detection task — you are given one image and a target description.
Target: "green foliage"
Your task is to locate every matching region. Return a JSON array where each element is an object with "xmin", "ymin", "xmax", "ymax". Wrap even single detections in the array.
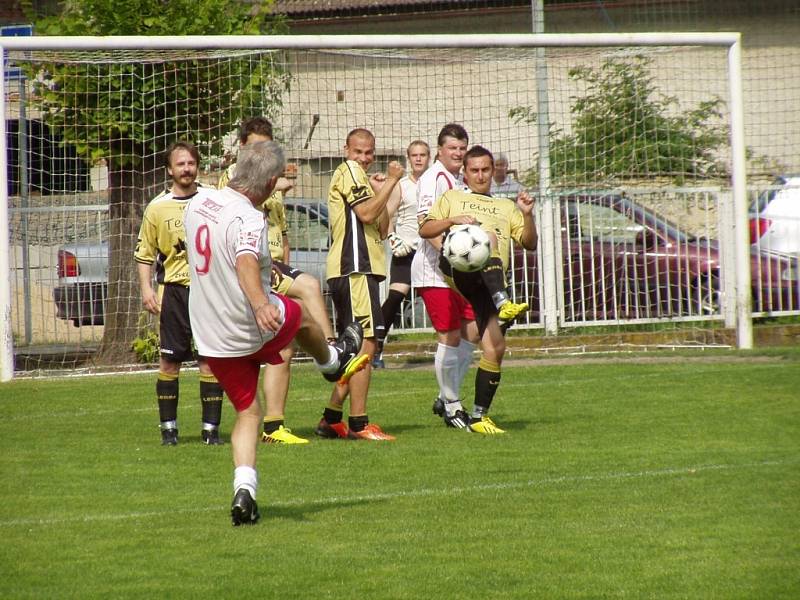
[
  {"xmin": 22, "ymin": 0, "xmax": 289, "ymax": 167},
  {"xmin": 131, "ymin": 311, "xmax": 159, "ymax": 363},
  {"xmin": 511, "ymin": 55, "xmax": 729, "ymax": 187}
]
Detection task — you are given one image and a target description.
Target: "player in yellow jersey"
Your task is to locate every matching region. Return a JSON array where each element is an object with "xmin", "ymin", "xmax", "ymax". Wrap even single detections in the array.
[
  {"xmin": 220, "ymin": 117, "xmax": 336, "ymax": 444},
  {"xmin": 135, "ymin": 141, "xmax": 224, "ymax": 446},
  {"xmin": 316, "ymin": 128, "xmax": 404, "ymax": 441},
  {"xmin": 419, "ymin": 145, "xmax": 537, "ymax": 434}
]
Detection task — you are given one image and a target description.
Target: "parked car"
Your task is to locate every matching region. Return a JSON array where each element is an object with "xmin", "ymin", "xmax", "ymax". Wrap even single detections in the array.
[
  {"xmin": 54, "ymin": 194, "xmax": 800, "ymax": 327},
  {"xmin": 510, "ymin": 193, "xmax": 800, "ymax": 322},
  {"xmin": 54, "ymin": 240, "xmax": 108, "ymax": 326},
  {"xmin": 749, "ymin": 175, "xmax": 800, "ymax": 256},
  {"xmin": 54, "ymin": 200, "xmax": 332, "ymax": 327}
]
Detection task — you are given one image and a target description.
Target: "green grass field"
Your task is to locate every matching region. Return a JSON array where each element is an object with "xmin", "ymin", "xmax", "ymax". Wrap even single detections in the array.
[{"xmin": 1, "ymin": 351, "xmax": 799, "ymax": 599}]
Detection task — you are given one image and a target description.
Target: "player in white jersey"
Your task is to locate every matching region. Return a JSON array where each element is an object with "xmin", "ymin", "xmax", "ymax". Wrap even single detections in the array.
[
  {"xmin": 373, "ymin": 140, "xmax": 431, "ymax": 368},
  {"xmin": 409, "ymin": 124, "xmax": 482, "ymax": 425},
  {"xmin": 184, "ymin": 140, "xmax": 368, "ymax": 526}
]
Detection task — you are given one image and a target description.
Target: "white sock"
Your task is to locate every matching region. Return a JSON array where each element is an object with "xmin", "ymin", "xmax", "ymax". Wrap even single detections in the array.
[
  {"xmin": 455, "ymin": 339, "xmax": 477, "ymax": 391},
  {"xmin": 233, "ymin": 465, "xmax": 258, "ymax": 500},
  {"xmin": 439, "ymin": 343, "xmax": 461, "ymax": 403},
  {"xmin": 434, "ymin": 343, "xmax": 448, "ymax": 401},
  {"xmin": 314, "ymin": 345, "xmax": 338, "ymax": 374}
]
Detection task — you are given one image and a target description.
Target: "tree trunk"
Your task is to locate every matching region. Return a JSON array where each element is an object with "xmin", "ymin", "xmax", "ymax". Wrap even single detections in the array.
[{"xmin": 97, "ymin": 153, "xmax": 162, "ymax": 365}]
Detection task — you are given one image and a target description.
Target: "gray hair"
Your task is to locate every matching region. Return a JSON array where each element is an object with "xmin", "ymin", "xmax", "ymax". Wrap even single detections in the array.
[
  {"xmin": 494, "ymin": 152, "xmax": 509, "ymax": 165},
  {"xmin": 228, "ymin": 140, "xmax": 286, "ymax": 200}
]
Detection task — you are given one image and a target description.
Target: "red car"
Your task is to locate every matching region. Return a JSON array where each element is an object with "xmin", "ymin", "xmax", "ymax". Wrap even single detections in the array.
[{"xmin": 510, "ymin": 194, "xmax": 800, "ymax": 323}]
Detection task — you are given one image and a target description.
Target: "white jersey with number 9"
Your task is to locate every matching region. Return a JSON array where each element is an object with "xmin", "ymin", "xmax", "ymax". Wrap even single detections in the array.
[{"xmin": 184, "ymin": 186, "xmax": 285, "ymax": 357}]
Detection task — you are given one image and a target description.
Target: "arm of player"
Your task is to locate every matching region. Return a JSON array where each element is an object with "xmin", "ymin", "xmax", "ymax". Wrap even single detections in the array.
[
  {"xmin": 282, "ymin": 233, "xmax": 290, "ymax": 263},
  {"xmin": 516, "ymin": 190, "xmax": 538, "ymax": 251},
  {"xmin": 235, "ymin": 253, "xmax": 283, "ymax": 333},
  {"xmin": 352, "ymin": 161, "xmax": 405, "ymax": 224},
  {"xmin": 136, "ymin": 262, "xmax": 160, "ymax": 315},
  {"xmin": 419, "ymin": 214, "xmax": 480, "ymax": 239}
]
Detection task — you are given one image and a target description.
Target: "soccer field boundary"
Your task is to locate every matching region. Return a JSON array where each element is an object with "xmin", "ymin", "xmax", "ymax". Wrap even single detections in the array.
[{"xmin": 0, "ymin": 459, "xmax": 791, "ymax": 529}]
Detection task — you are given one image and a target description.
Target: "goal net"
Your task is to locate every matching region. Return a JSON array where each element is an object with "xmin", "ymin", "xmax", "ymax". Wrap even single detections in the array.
[{"xmin": 2, "ymin": 34, "xmax": 785, "ymax": 377}]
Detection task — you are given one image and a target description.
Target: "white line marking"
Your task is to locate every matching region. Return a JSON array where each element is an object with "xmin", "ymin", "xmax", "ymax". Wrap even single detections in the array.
[{"xmin": 0, "ymin": 460, "xmax": 788, "ymax": 528}]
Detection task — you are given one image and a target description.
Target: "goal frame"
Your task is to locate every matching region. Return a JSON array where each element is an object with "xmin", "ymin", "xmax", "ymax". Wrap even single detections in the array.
[{"xmin": 0, "ymin": 32, "xmax": 750, "ymax": 381}]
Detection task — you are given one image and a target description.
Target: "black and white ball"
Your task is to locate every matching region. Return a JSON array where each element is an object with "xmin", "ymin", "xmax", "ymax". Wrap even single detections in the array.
[{"xmin": 443, "ymin": 224, "xmax": 491, "ymax": 272}]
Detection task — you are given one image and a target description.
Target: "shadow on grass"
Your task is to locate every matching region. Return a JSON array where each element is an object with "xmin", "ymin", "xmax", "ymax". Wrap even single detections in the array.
[{"xmin": 266, "ymin": 496, "xmax": 385, "ymax": 522}]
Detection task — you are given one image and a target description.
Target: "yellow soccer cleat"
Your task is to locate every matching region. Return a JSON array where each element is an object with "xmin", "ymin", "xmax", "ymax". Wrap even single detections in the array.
[
  {"xmin": 468, "ymin": 416, "xmax": 506, "ymax": 435},
  {"xmin": 261, "ymin": 425, "xmax": 310, "ymax": 445},
  {"xmin": 337, "ymin": 353, "xmax": 370, "ymax": 385}
]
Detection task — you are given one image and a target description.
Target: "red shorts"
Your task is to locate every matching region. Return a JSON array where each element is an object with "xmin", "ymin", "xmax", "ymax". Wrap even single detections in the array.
[
  {"xmin": 205, "ymin": 294, "xmax": 301, "ymax": 412},
  {"xmin": 418, "ymin": 286, "xmax": 475, "ymax": 333}
]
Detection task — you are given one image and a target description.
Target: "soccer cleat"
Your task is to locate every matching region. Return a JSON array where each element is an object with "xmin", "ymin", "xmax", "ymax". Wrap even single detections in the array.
[
  {"xmin": 230, "ymin": 488, "xmax": 260, "ymax": 526},
  {"xmin": 201, "ymin": 428, "xmax": 224, "ymax": 445},
  {"xmin": 349, "ymin": 423, "xmax": 396, "ymax": 441},
  {"xmin": 468, "ymin": 416, "xmax": 506, "ymax": 435},
  {"xmin": 432, "ymin": 397, "xmax": 445, "ymax": 417},
  {"xmin": 371, "ymin": 356, "xmax": 386, "ymax": 369},
  {"xmin": 443, "ymin": 409, "xmax": 471, "ymax": 429},
  {"xmin": 498, "ymin": 300, "xmax": 529, "ymax": 324},
  {"xmin": 262, "ymin": 425, "xmax": 309, "ymax": 445},
  {"xmin": 314, "ymin": 418, "xmax": 351, "ymax": 439},
  {"xmin": 161, "ymin": 428, "xmax": 178, "ymax": 446},
  {"xmin": 325, "ymin": 321, "xmax": 367, "ymax": 384}
]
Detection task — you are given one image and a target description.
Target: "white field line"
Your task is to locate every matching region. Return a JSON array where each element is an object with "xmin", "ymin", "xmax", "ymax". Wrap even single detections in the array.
[{"xmin": 0, "ymin": 460, "xmax": 789, "ymax": 529}]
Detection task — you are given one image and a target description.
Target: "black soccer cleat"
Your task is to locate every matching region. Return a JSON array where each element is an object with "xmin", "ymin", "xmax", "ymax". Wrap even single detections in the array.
[
  {"xmin": 443, "ymin": 409, "xmax": 471, "ymax": 430},
  {"xmin": 201, "ymin": 428, "xmax": 224, "ymax": 446},
  {"xmin": 432, "ymin": 397, "xmax": 445, "ymax": 417},
  {"xmin": 161, "ymin": 428, "xmax": 178, "ymax": 446},
  {"xmin": 231, "ymin": 488, "xmax": 260, "ymax": 526},
  {"xmin": 324, "ymin": 321, "xmax": 365, "ymax": 383}
]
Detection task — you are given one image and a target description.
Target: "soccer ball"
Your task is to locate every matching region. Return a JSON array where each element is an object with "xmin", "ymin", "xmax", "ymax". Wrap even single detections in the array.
[{"xmin": 443, "ymin": 224, "xmax": 491, "ymax": 272}]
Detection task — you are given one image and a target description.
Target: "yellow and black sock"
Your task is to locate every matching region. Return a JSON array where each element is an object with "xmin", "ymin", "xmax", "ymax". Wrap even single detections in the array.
[
  {"xmin": 199, "ymin": 374, "xmax": 223, "ymax": 428},
  {"xmin": 473, "ymin": 357, "xmax": 502, "ymax": 417},
  {"xmin": 263, "ymin": 415, "xmax": 284, "ymax": 435},
  {"xmin": 323, "ymin": 404, "xmax": 344, "ymax": 425},
  {"xmin": 156, "ymin": 371, "xmax": 179, "ymax": 425},
  {"xmin": 478, "ymin": 256, "xmax": 508, "ymax": 308},
  {"xmin": 349, "ymin": 414, "xmax": 368, "ymax": 432}
]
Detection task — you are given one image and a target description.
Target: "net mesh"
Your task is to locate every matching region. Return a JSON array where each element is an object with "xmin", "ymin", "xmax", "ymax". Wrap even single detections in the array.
[{"xmin": 3, "ymin": 33, "xmax": 797, "ymax": 374}]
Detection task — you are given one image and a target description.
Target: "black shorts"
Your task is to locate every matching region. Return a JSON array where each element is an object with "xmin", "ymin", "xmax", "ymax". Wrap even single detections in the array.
[
  {"xmin": 271, "ymin": 260, "xmax": 304, "ymax": 295},
  {"xmin": 389, "ymin": 250, "xmax": 415, "ymax": 287},
  {"xmin": 159, "ymin": 284, "xmax": 195, "ymax": 363},
  {"xmin": 450, "ymin": 270, "xmax": 497, "ymax": 338},
  {"xmin": 328, "ymin": 273, "xmax": 385, "ymax": 340}
]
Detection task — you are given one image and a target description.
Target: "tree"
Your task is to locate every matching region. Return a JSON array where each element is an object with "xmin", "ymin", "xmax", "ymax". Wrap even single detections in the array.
[
  {"xmin": 24, "ymin": 0, "xmax": 289, "ymax": 362},
  {"xmin": 510, "ymin": 55, "xmax": 728, "ymax": 187}
]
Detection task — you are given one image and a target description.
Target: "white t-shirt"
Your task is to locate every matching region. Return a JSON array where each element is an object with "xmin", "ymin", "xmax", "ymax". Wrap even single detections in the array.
[
  {"xmin": 410, "ymin": 160, "xmax": 463, "ymax": 288},
  {"xmin": 394, "ymin": 175, "xmax": 420, "ymax": 247},
  {"xmin": 184, "ymin": 186, "xmax": 286, "ymax": 357}
]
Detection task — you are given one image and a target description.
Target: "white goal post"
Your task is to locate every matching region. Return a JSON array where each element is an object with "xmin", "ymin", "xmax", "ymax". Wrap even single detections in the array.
[{"xmin": 0, "ymin": 33, "xmax": 751, "ymax": 381}]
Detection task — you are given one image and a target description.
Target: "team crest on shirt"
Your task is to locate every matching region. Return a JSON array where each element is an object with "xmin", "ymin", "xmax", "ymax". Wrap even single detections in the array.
[{"xmin": 350, "ymin": 184, "xmax": 370, "ymax": 202}]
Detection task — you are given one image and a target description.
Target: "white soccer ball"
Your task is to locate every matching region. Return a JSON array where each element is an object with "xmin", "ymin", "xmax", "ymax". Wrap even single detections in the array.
[{"xmin": 443, "ymin": 224, "xmax": 491, "ymax": 272}]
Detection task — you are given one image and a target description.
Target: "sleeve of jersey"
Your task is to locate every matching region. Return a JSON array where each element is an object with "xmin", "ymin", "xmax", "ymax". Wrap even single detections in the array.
[
  {"xmin": 133, "ymin": 209, "xmax": 157, "ymax": 265},
  {"xmin": 423, "ymin": 193, "xmax": 449, "ymax": 224},
  {"xmin": 342, "ymin": 162, "xmax": 373, "ymax": 208},
  {"xmin": 233, "ymin": 212, "xmax": 266, "ymax": 259},
  {"xmin": 417, "ymin": 175, "xmax": 435, "ymax": 218},
  {"xmin": 509, "ymin": 206, "xmax": 527, "ymax": 244}
]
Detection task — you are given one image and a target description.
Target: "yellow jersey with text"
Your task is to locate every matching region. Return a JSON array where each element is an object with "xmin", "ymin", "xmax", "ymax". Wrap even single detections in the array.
[{"xmin": 326, "ymin": 160, "xmax": 386, "ymax": 280}]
